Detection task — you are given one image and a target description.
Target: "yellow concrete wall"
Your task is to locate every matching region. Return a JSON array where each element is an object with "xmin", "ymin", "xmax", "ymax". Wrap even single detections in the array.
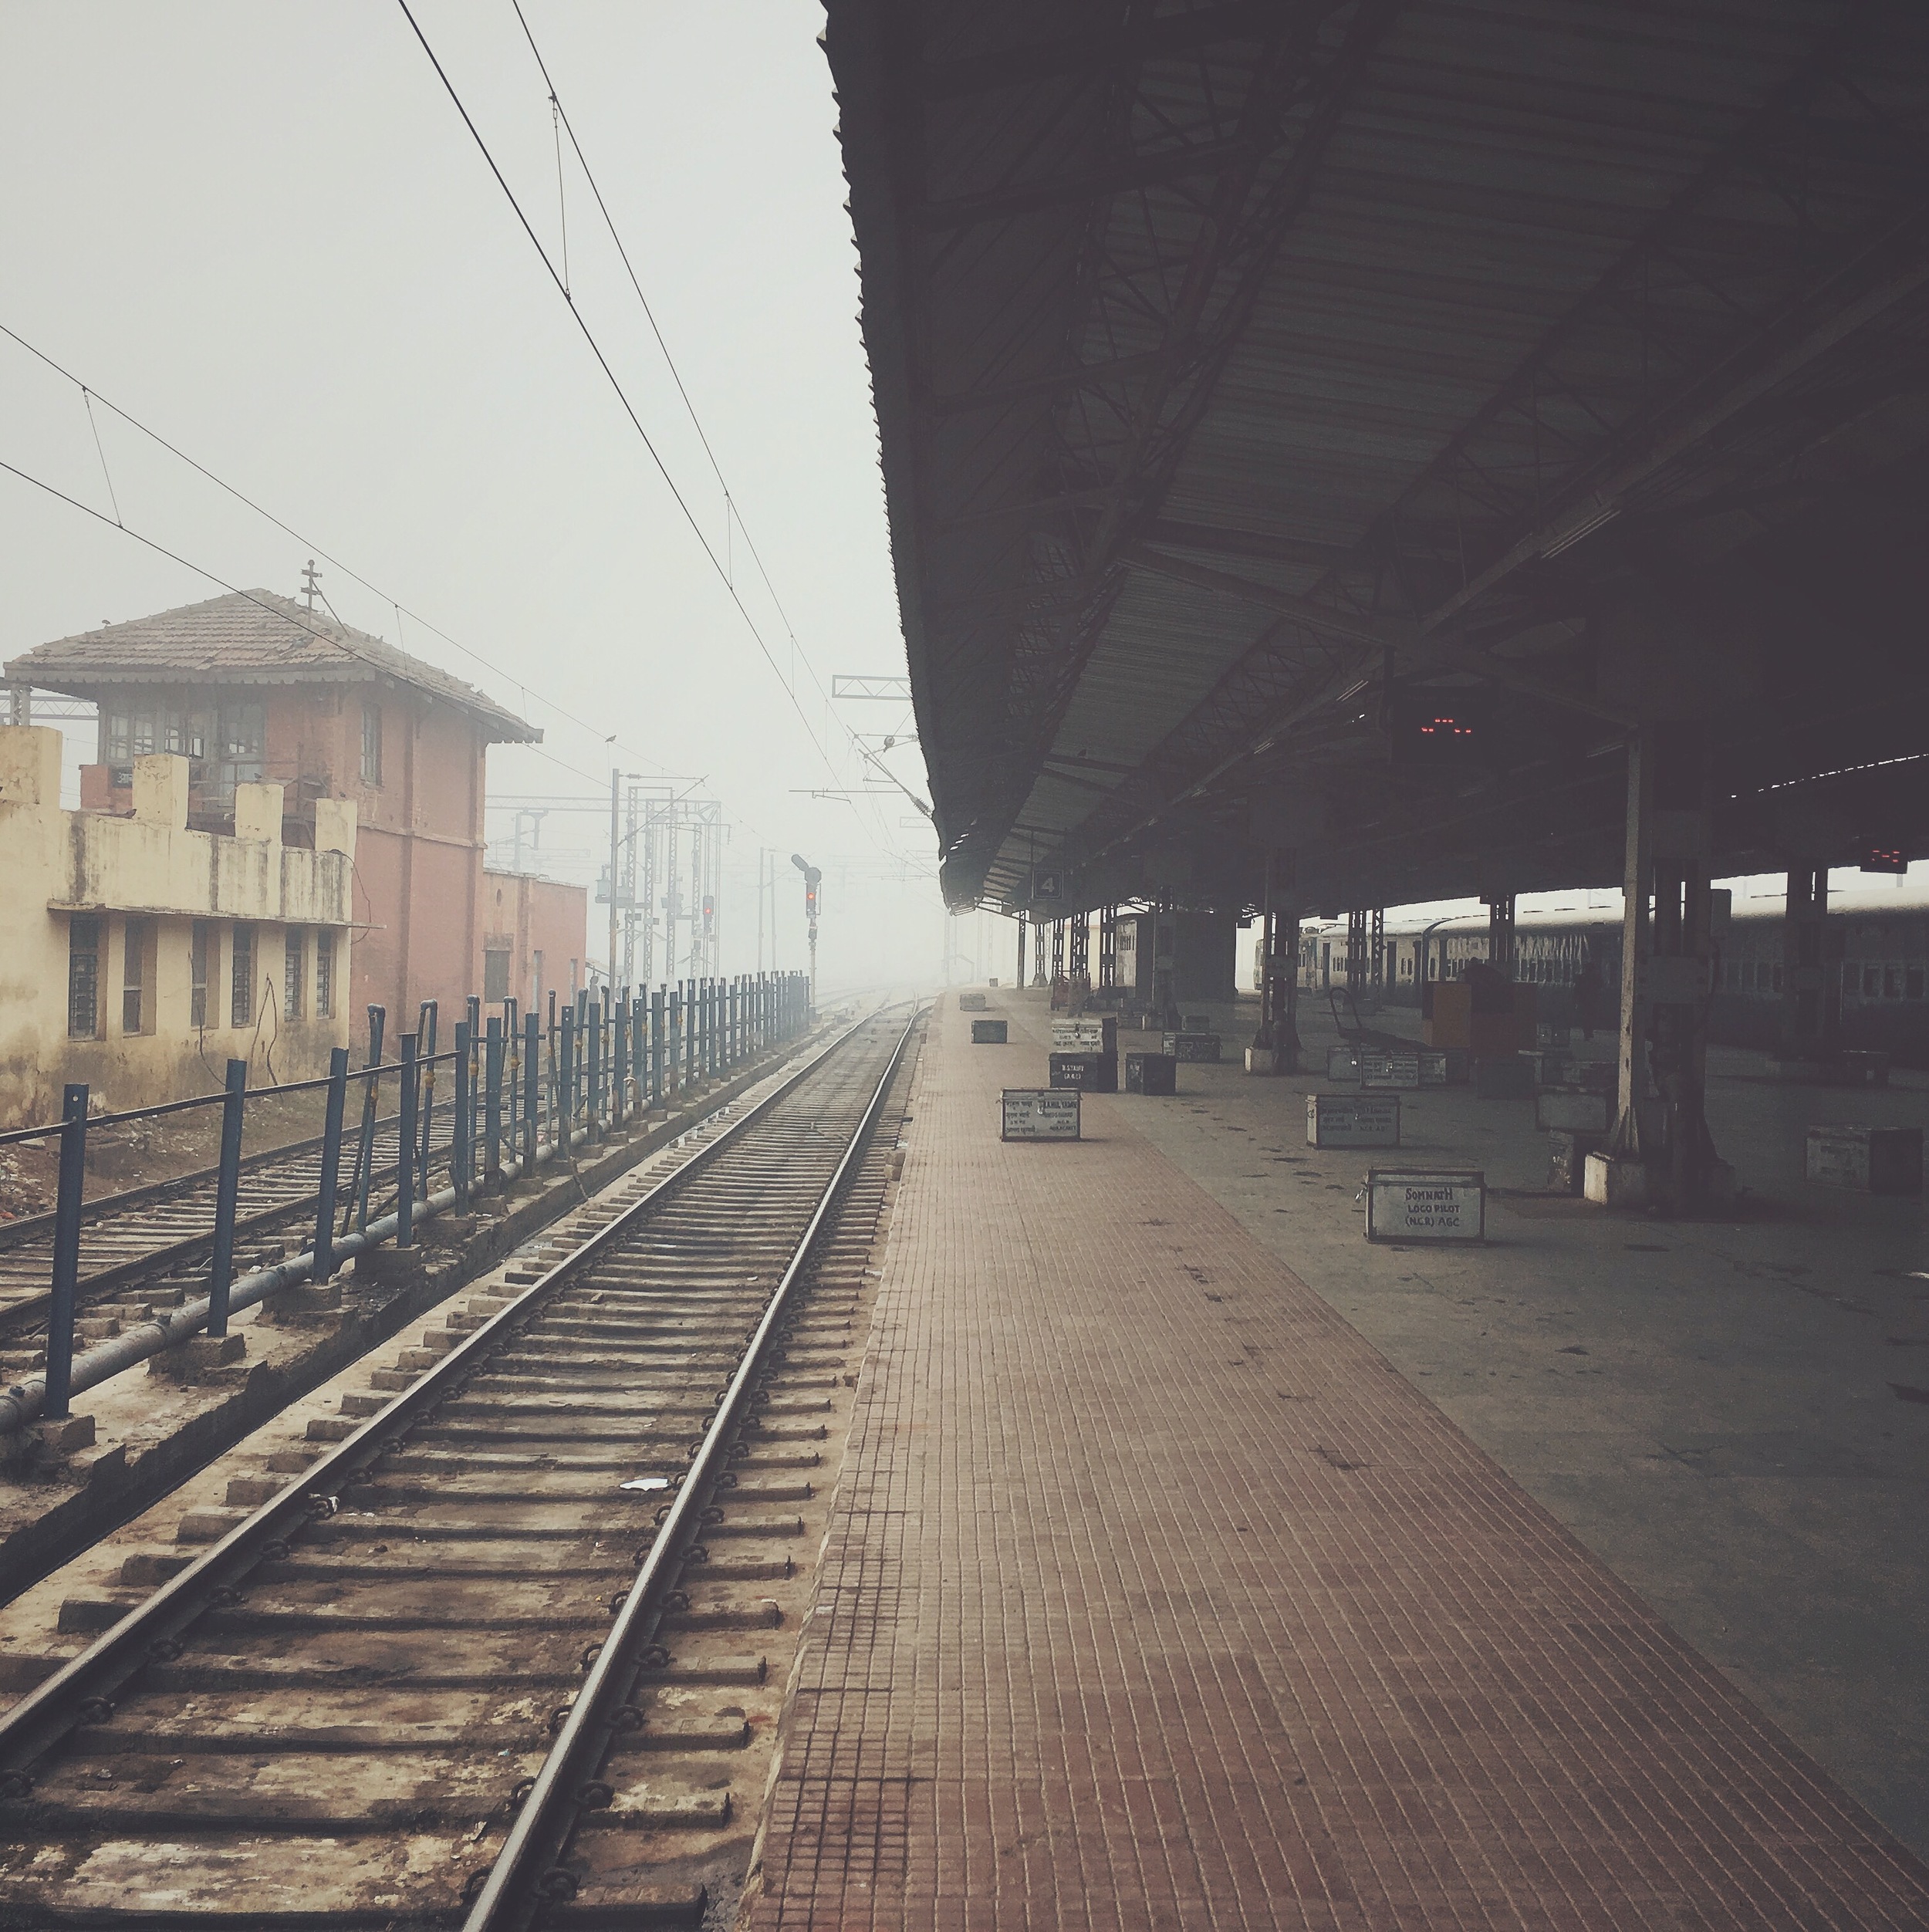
[{"xmin": 0, "ymin": 731, "xmax": 359, "ymax": 1126}]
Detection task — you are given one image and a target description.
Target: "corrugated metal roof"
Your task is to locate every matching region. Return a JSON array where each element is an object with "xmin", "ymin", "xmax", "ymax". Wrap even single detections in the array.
[
  {"xmin": 5, "ymin": 590, "xmax": 540, "ymax": 744},
  {"xmin": 829, "ymin": 0, "xmax": 1929, "ymax": 911}
]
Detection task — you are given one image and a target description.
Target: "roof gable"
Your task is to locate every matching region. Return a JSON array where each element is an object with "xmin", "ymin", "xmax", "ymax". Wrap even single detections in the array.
[{"xmin": 5, "ymin": 589, "xmax": 541, "ymax": 744}]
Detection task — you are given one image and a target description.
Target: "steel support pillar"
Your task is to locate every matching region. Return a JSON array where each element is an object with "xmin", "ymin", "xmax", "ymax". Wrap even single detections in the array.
[
  {"xmin": 1597, "ymin": 727, "xmax": 1725, "ymax": 1211},
  {"xmin": 1346, "ymin": 909, "xmax": 1366, "ymax": 995},
  {"xmin": 1033, "ymin": 921, "xmax": 1046, "ymax": 988},
  {"xmin": 1017, "ymin": 917, "xmax": 1028, "ymax": 989},
  {"xmin": 1779, "ymin": 866, "xmax": 1838, "ymax": 1061},
  {"xmin": 1252, "ymin": 853, "xmax": 1300, "ymax": 1073},
  {"xmin": 1098, "ymin": 905, "xmax": 1117, "ymax": 988}
]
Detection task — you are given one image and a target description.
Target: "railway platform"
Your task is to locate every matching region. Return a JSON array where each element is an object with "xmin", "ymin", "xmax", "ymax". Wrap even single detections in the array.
[{"xmin": 744, "ymin": 989, "xmax": 1929, "ymax": 1930}]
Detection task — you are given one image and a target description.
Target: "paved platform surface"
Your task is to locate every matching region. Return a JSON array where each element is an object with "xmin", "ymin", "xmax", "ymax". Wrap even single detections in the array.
[{"xmin": 745, "ymin": 998, "xmax": 1929, "ymax": 1930}]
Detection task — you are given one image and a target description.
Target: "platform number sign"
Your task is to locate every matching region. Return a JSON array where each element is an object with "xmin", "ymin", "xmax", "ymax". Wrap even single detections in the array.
[
  {"xmin": 1032, "ymin": 870, "xmax": 1063, "ymax": 903},
  {"xmin": 1392, "ymin": 689, "xmax": 1490, "ymax": 767}
]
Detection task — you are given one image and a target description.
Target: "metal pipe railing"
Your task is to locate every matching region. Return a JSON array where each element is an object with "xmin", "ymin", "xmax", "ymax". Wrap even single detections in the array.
[{"xmin": 6, "ymin": 971, "xmax": 814, "ymax": 1437}]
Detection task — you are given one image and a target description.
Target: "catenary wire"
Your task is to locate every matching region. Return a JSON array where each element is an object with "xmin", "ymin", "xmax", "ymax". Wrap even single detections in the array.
[
  {"xmin": 0, "ymin": 319, "xmax": 674, "ymax": 785},
  {"xmin": 0, "ymin": 453, "xmax": 637, "ymax": 798},
  {"xmin": 394, "ymin": 0, "xmax": 858, "ymax": 804},
  {"xmin": 505, "ymin": 0, "xmax": 931, "ymax": 839}
]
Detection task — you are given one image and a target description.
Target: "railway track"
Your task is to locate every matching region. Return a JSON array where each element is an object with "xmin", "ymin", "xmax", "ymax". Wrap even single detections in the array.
[
  {"xmin": 0, "ymin": 1113, "xmax": 455, "ymax": 1355},
  {"xmin": 0, "ymin": 1001, "xmax": 921, "ymax": 1929}
]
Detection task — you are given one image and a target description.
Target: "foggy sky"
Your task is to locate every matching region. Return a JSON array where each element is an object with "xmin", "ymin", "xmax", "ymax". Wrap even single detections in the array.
[{"xmin": 1, "ymin": 1, "xmax": 961, "ymax": 990}]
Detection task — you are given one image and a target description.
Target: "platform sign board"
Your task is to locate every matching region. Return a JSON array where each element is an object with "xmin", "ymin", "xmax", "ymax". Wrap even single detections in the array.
[
  {"xmin": 1181, "ymin": 1015, "xmax": 1212, "ymax": 1033},
  {"xmin": 1805, "ymin": 1123, "xmax": 1922, "ymax": 1195},
  {"xmin": 1164, "ymin": 1032, "xmax": 1221, "ymax": 1063},
  {"xmin": 1052, "ymin": 1017, "xmax": 1117, "ymax": 1054},
  {"xmin": 958, "ymin": 991, "xmax": 988, "ymax": 1012},
  {"xmin": 1535, "ymin": 1088, "xmax": 1611, "ymax": 1133},
  {"xmin": 970, "ymin": 1019, "xmax": 1008, "ymax": 1045},
  {"xmin": 1326, "ymin": 1045, "xmax": 1361, "ymax": 1082},
  {"xmin": 1361, "ymin": 1052, "xmax": 1423, "ymax": 1089},
  {"xmin": 1306, "ymin": 1093, "xmax": 1400, "ymax": 1149},
  {"xmin": 1002, "ymin": 1089, "xmax": 1081, "ymax": 1142},
  {"xmin": 1364, "ymin": 1169, "xmax": 1486, "ymax": 1242}
]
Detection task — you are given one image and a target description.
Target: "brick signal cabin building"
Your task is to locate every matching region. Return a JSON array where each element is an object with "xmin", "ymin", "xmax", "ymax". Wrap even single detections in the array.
[{"xmin": 5, "ymin": 589, "xmax": 587, "ymax": 1077}]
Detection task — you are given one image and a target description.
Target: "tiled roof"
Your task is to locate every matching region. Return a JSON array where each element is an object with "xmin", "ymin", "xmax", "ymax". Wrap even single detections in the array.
[{"xmin": 5, "ymin": 590, "xmax": 540, "ymax": 743}]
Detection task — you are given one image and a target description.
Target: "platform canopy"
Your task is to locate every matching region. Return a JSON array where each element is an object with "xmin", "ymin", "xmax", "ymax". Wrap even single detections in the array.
[{"xmin": 827, "ymin": 0, "xmax": 1929, "ymax": 915}]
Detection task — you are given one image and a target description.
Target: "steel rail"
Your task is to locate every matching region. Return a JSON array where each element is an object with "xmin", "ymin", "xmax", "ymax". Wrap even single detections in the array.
[
  {"xmin": 463, "ymin": 1001, "xmax": 921, "ymax": 1929},
  {"xmin": 0, "ymin": 1004, "xmax": 890, "ymax": 1778},
  {"xmin": 0, "ymin": 1118, "xmax": 458, "ymax": 1348}
]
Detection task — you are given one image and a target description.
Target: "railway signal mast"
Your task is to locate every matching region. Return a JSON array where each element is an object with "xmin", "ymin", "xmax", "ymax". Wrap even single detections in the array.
[{"xmin": 792, "ymin": 853, "xmax": 821, "ymax": 1014}]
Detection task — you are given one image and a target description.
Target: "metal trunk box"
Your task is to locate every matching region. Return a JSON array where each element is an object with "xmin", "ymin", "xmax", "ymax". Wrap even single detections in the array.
[
  {"xmin": 1002, "ymin": 1089, "xmax": 1081, "ymax": 1140},
  {"xmin": 1326, "ymin": 1045, "xmax": 1360, "ymax": 1081},
  {"xmin": 958, "ymin": 991, "xmax": 988, "ymax": 1012},
  {"xmin": 1306, "ymin": 1093, "xmax": 1400, "ymax": 1149},
  {"xmin": 1805, "ymin": 1123, "xmax": 1922, "ymax": 1194},
  {"xmin": 1181, "ymin": 1014, "xmax": 1213, "ymax": 1032},
  {"xmin": 1534, "ymin": 1088, "xmax": 1611, "ymax": 1133},
  {"xmin": 1124, "ymin": 1051, "xmax": 1177, "ymax": 1096},
  {"xmin": 970, "ymin": 1018, "xmax": 1008, "ymax": 1044},
  {"xmin": 1164, "ymin": 1032, "xmax": 1221, "ymax": 1062},
  {"xmin": 1049, "ymin": 1051, "xmax": 1117, "ymax": 1092},
  {"xmin": 1364, "ymin": 1169, "xmax": 1487, "ymax": 1242},
  {"xmin": 1051, "ymin": 1016, "xmax": 1117, "ymax": 1054}
]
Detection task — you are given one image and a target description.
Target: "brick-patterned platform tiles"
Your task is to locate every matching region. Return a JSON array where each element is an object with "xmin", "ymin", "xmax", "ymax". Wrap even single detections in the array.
[{"xmin": 745, "ymin": 1005, "xmax": 1929, "ymax": 1930}]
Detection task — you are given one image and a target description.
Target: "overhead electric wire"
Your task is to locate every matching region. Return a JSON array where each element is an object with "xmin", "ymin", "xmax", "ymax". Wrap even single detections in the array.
[
  {"xmin": 0, "ymin": 452, "xmax": 628, "ymax": 796},
  {"xmin": 0, "ymin": 319, "xmax": 676, "ymax": 785},
  {"xmin": 395, "ymin": 0, "xmax": 854, "ymax": 806},
  {"xmin": 506, "ymin": 0, "xmax": 927, "ymax": 842}
]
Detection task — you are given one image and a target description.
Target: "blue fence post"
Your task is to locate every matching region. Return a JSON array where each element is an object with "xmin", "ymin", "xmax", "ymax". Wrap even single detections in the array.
[
  {"xmin": 502, "ymin": 998, "xmax": 519, "ymax": 1150},
  {"xmin": 465, "ymin": 994, "xmax": 481, "ymax": 1160},
  {"xmin": 207, "ymin": 1057, "xmax": 248, "ymax": 1338},
  {"xmin": 42, "ymin": 1083, "xmax": 89, "ymax": 1421},
  {"xmin": 416, "ymin": 1000, "xmax": 438, "ymax": 1175},
  {"xmin": 397, "ymin": 1034, "xmax": 419, "ymax": 1248},
  {"xmin": 352, "ymin": 1004, "xmax": 385, "ymax": 1232},
  {"xmin": 650, "ymin": 988, "xmax": 664, "ymax": 1109},
  {"xmin": 313, "ymin": 1047, "xmax": 349, "ymax": 1285},
  {"xmin": 587, "ymin": 1000, "xmax": 603, "ymax": 1137},
  {"xmin": 452, "ymin": 1018, "xmax": 472, "ymax": 1211},
  {"xmin": 614, "ymin": 994, "xmax": 630, "ymax": 1129},
  {"xmin": 523, "ymin": 1012, "xmax": 540, "ymax": 1165},
  {"xmin": 485, "ymin": 1015, "xmax": 504, "ymax": 1188}
]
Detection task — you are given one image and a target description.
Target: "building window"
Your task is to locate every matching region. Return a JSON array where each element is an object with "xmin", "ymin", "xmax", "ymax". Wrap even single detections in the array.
[
  {"xmin": 284, "ymin": 931, "xmax": 306, "ymax": 1021},
  {"xmin": 316, "ymin": 931, "xmax": 334, "ymax": 1018},
  {"xmin": 532, "ymin": 949, "xmax": 544, "ymax": 1012},
  {"xmin": 484, "ymin": 946, "xmax": 511, "ymax": 1002},
  {"xmin": 1885, "ymin": 965, "xmax": 1903, "ymax": 1001},
  {"xmin": 569, "ymin": 958, "xmax": 579, "ymax": 996},
  {"xmin": 191, "ymin": 921, "xmax": 212, "ymax": 1028},
  {"xmin": 361, "ymin": 702, "xmax": 383, "ymax": 785},
  {"xmin": 1863, "ymin": 964, "xmax": 1880, "ymax": 998},
  {"xmin": 68, "ymin": 916, "xmax": 101, "ymax": 1039},
  {"xmin": 231, "ymin": 924, "xmax": 255, "ymax": 1028},
  {"xmin": 122, "ymin": 917, "xmax": 153, "ymax": 1035}
]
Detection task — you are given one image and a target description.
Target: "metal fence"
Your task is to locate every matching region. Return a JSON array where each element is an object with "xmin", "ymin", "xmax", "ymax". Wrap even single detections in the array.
[{"xmin": 0, "ymin": 971, "xmax": 812, "ymax": 1432}]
